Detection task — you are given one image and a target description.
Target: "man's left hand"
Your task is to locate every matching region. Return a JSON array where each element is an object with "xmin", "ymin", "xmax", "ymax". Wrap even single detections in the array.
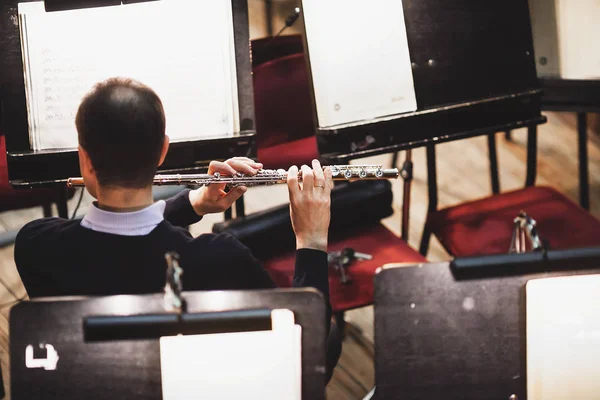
[{"xmin": 189, "ymin": 157, "xmax": 262, "ymax": 216}]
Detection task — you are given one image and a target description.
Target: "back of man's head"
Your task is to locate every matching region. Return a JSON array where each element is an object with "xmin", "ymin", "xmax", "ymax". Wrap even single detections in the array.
[{"xmin": 76, "ymin": 77, "xmax": 166, "ymax": 188}]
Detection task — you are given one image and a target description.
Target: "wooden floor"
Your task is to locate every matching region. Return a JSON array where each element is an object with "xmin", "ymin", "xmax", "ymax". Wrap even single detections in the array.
[{"xmin": 0, "ymin": 111, "xmax": 598, "ymax": 398}]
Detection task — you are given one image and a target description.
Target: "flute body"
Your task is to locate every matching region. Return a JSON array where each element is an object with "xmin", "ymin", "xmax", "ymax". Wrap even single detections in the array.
[{"xmin": 66, "ymin": 165, "xmax": 399, "ymax": 188}]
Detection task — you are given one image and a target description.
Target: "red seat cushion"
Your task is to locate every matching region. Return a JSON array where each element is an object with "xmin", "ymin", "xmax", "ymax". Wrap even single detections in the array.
[
  {"xmin": 257, "ymin": 136, "xmax": 319, "ymax": 170},
  {"xmin": 0, "ymin": 136, "xmax": 74, "ymax": 211},
  {"xmin": 264, "ymin": 224, "xmax": 426, "ymax": 313},
  {"xmin": 426, "ymin": 186, "xmax": 600, "ymax": 257}
]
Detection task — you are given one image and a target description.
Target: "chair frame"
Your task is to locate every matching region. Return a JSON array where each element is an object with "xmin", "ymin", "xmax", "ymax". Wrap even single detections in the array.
[
  {"xmin": 506, "ymin": 110, "xmax": 594, "ymax": 210},
  {"xmin": 419, "ymin": 106, "xmax": 596, "ymax": 256},
  {"xmin": 505, "ymin": 77, "xmax": 600, "ymax": 210},
  {"xmin": 419, "ymin": 125, "xmax": 539, "ymax": 256},
  {"xmin": 43, "ymin": 188, "xmax": 70, "ymax": 219},
  {"xmin": 0, "ymin": 187, "xmax": 70, "ymax": 248}
]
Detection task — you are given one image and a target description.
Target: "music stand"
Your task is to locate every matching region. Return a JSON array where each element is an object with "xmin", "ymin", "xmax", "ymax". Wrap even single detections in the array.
[
  {"xmin": 10, "ymin": 288, "xmax": 327, "ymax": 399},
  {"xmin": 0, "ymin": 0, "xmax": 256, "ymax": 188},
  {"xmin": 298, "ymin": 0, "xmax": 546, "ymax": 241},
  {"xmin": 372, "ymin": 247, "xmax": 600, "ymax": 399},
  {"xmin": 299, "ymin": 0, "xmax": 545, "ymax": 163}
]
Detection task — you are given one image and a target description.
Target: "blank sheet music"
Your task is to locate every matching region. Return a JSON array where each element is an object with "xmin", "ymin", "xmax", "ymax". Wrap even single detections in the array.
[
  {"xmin": 18, "ymin": 0, "xmax": 238, "ymax": 151},
  {"xmin": 159, "ymin": 310, "xmax": 302, "ymax": 399},
  {"xmin": 526, "ymin": 274, "xmax": 600, "ymax": 400},
  {"xmin": 301, "ymin": 0, "xmax": 417, "ymax": 128}
]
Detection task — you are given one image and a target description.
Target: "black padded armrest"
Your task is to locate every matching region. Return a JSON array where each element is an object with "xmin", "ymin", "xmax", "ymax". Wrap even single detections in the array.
[{"xmin": 213, "ymin": 180, "xmax": 394, "ymax": 259}]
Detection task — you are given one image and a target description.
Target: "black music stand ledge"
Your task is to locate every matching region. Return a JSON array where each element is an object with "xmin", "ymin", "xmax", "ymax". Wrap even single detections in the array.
[
  {"xmin": 373, "ymin": 246, "xmax": 600, "ymax": 400},
  {"xmin": 9, "ymin": 288, "xmax": 327, "ymax": 400},
  {"xmin": 0, "ymin": 0, "xmax": 257, "ymax": 188}
]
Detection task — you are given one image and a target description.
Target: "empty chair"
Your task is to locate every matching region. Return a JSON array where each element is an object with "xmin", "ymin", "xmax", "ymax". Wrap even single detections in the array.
[
  {"xmin": 420, "ymin": 128, "xmax": 600, "ymax": 257},
  {"xmin": 214, "ymin": 179, "xmax": 427, "ymax": 314}
]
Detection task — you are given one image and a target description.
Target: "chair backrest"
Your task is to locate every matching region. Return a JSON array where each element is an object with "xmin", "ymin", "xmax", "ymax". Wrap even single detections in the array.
[
  {"xmin": 253, "ymin": 53, "xmax": 316, "ymax": 150},
  {"xmin": 251, "ymin": 34, "xmax": 304, "ymax": 68}
]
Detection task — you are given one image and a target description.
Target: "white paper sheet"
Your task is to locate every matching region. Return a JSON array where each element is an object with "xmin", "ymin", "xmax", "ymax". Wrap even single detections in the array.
[
  {"xmin": 18, "ymin": 0, "xmax": 238, "ymax": 150},
  {"xmin": 554, "ymin": 0, "xmax": 600, "ymax": 79},
  {"xmin": 529, "ymin": 0, "xmax": 600, "ymax": 79},
  {"xmin": 159, "ymin": 309, "xmax": 302, "ymax": 400},
  {"xmin": 301, "ymin": 0, "xmax": 417, "ymax": 128},
  {"xmin": 526, "ymin": 274, "xmax": 600, "ymax": 400}
]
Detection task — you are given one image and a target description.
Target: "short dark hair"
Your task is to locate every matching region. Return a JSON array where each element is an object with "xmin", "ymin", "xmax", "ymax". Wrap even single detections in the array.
[{"xmin": 76, "ymin": 77, "xmax": 166, "ymax": 188}]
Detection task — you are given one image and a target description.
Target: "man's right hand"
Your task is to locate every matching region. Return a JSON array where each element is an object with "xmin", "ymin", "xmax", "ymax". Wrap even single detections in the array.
[
  {"xmin": 189, "ymin": 157, "xmax": 262, "ymax": 216},
  {"xmin": 287, "ymin": 159, "xmax": 333, "ymax": 252}
]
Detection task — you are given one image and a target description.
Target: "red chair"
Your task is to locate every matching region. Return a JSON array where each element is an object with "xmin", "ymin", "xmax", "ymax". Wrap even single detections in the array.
[
  {"xmin": 266, "ymin": 223, "xmax": 427, "ymax": 313},
  {"xmin": 214, "ymin": 179, "xmax": 427, "ymax": 314},
  {"xmin": 253, "ymin": 53, "xmax": 319, "ymax": 169},
  {"xmin": 0, "ymin": 135, "xmax": 74, "ymax": 220},
  {"xmin": 420, "ymin": 127, "xmax": 600, "ymax": 257}
]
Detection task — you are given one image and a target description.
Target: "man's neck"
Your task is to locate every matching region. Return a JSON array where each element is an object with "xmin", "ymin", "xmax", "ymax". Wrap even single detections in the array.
[{"xmin": 95, "ymin": 186, "xmax": 154, "ymax": 212}]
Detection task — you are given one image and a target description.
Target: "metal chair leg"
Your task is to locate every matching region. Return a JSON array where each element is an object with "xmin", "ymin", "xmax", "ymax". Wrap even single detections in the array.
[
  {"xmin": 504, "ymin": 130, "xmax": 513, "ymax": 141},
  {"xmin": 420, "ymin": 145, "xmax": 438, "ymax": 256},
  {"xmin": 487, "ymin": 133, "xmax": 500, "ymax": 194},
  {"xmin": 391, "ymin": 151, "xmax": 399, "ymax": 169},
  {"xmin": 333, "ymin": 312, "xmax": 346, "ymax": 338},
  {"xmin": 56, "ymin": 188, "xmax": 69, "ymax": 219},
  {"xmin": 0, "ymin": 362, "xmax": 5, "ymax": 399},
  {"xmin": 419, "ymin": 227, "xmax": 432, "ymax": 256},
  {"xmin": 265, "ymin": 0, "xmax": 273, "ymax": 36},
  {"xmin": 327, "ymin": 312, "xmax": 345, "ymax": 384},
  {"xmin": 401, "ymin": 150, "xmax": 413, "ymax": 242},
  {"xmin": 577, "ymin": 112, "xmax": 590, "ymax": 210},
  {"xmin": 235, "ymin": 195, "xmax": 246, "ymax": 218},
  {"xmin": 42, "ymin": 203, "xmax": 52, "ymax": 218},
  {"xmin": 525, "ymin": 125, "xmax": 538, "ymax": 188}
]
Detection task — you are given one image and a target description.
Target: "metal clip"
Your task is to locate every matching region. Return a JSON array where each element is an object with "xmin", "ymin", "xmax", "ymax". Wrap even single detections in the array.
[
  {"xmin": 328, "ymin": 248, "xmax": 372, "ymax": 284},
  {"xmin": 509, "ymin": 211, "xmax": 544, "ymax": 253},
  {"xmin": 164, "ymin": 252, "xmax": 185, "ymax": 312}
]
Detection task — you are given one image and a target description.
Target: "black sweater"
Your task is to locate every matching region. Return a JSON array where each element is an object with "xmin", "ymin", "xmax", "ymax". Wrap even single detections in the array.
[{"xmin": 14, "ymin": 190, "xmax": 330, "ymax": 317}]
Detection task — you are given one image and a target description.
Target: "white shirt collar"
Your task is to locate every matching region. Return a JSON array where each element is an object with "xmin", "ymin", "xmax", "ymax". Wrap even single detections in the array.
[{"xmin": 81, "ymin": 200, "xmax": 166, "ymax": 236}]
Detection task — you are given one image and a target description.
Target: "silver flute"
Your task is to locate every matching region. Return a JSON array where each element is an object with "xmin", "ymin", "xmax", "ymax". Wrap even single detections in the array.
[{"xmin": 66, "ymin": 164, "xmax": 399, "ymax": 188}]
